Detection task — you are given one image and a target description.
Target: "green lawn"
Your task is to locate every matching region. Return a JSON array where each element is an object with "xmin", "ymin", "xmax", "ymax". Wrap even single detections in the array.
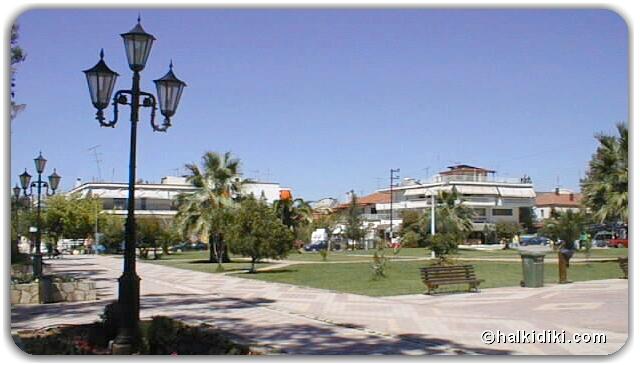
[
  {"xmin": 145, "ymin": 247, "xmax": 627, "ymax": 262},
  {"xmin": 149, "ymin": 258, "xmax": 269, "ymax": 273},
  {"xmin": 234, "ymin": 260, "xmax": 624, "ymax": 297}
]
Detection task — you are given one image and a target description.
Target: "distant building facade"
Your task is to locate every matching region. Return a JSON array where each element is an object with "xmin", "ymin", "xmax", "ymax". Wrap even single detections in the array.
[
  {"xmin": 66, "ymin": 176, "xmax": 291, "ymax": 218},
  {"xmin": 534, "ymin": 188, "xmax": 583, "ymax": 221},
  {"xmin": 359, "ymin": 165, "xmax": 536, "ymax": 244}
]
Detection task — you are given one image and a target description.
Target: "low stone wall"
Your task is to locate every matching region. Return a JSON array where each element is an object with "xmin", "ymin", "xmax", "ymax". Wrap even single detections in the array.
[
  {"xmin": 11, "ymin": 280, "xmax": 97, "ymax": 305},
  {"xmin": 11, "ymin": 283, "xmax": 40, "ymax": 304}
]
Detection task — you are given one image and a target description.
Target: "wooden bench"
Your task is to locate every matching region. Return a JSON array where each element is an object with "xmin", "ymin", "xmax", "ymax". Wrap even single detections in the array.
[
  {"xmin": 618, "ymin": 257, "xmax": 628, "ymax": 279},
  {"xmin": 420, "ymin": 265, "xmax": 484, "ymax": 295}
]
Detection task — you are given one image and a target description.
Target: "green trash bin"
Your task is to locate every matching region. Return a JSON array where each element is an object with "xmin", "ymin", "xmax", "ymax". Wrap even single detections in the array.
[{"xmin": 520, "ymin": 251, "xmax": 546, "ymax": 288}]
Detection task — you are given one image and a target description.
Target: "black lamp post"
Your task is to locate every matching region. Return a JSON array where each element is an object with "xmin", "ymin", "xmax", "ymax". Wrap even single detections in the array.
[
  {"xmin": 12, "ymin": 184, "xmax": 23, "ymax": 259},
  {"xmin": 18, "ymin": 153, "xmax": 61, "ymax": 278},
  {"xmin": 82, "ymin": 16, "xmax": 186, "ymax": 354}
]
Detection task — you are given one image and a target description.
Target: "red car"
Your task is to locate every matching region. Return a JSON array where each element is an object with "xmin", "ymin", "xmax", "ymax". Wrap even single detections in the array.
[{"xmin": 608, "ymin": 238, "xmax": 628, "ymax": 248}]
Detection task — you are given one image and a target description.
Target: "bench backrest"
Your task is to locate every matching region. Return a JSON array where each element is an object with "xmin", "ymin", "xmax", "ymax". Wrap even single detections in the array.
[{"xmin": 421, "ymin": 265, "xmax": 477, "ymax": 282}]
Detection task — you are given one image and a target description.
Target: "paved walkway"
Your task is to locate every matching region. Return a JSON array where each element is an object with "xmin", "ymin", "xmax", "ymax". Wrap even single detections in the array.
[{"xmin": 11, "ymin": 255, "xmax": 628, "ymax": 355}]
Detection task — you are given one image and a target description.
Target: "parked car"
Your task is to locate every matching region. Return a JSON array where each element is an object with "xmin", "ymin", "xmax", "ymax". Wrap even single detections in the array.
[
  {"xmin": 169, "ymin": 242, "xmax": 207, "ymax": 253},
  {"xmin": 592, "ymin": 231, "xmax": 614, "ymax": 248},
  {"xmin": 608, "ymin": 238, "xmax": 628, "ymax": 248},
  {"xmin": 520, "ymin": 236, "xmax": 551, "ymax": 246},
  {"xmin": 303, "ymin": 240, "xmax": 341, "ymax": 252}
]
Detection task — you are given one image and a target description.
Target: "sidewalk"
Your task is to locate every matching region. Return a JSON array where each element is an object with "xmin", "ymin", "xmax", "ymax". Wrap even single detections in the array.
[{"xmin": 11, "ymin": 255, "xmax": 628, "ymax": 355}]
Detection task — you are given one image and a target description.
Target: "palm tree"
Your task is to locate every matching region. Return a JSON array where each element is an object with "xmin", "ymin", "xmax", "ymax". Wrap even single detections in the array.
[
  {"xmin": 540, "ymin": 210, "xmax": 586, "ymax": 248},
  {"xmin": 581, "ymin": 123, "xmax": 628, "ymax": 224},
  {"xmin": 273, "ymin": 198, "xmax": 313, "ymax": 231},
  {"xmin": 175, "ymin": 151, "xmax": 244, "ymax": 264},
  {"xmin": 422, "ymin": 190, "xmax": 474, "ymax": 243}
]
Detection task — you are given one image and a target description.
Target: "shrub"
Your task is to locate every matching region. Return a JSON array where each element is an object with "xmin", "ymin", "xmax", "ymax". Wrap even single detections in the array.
[
  {"xmin": 495, "ymin": 222, "xmax": 521, "ymax": 241},
  {"xmin": 400, "ymin": 230, "xmax": 421, "ymax": 248},
  {"xmin": 100, "ymin": 301, "xmax": 121, "ymax": 342},
  {"xmin": 427, "ymin": 233, "xmax": 458, "ymax": 258},
  {"xmin": 143, "ymin": 316, "xmax": 249, "ymax": 355}
]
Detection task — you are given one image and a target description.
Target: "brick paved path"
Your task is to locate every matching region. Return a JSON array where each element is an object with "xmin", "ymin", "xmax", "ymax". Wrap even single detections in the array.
[{"xmin": 11, "ymin": 255, "xmax": 628, "ymax": 355}]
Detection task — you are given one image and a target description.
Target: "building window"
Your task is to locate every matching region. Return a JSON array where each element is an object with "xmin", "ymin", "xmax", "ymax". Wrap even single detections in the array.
[
  {"xmin": 492, "ymin": 208, "xmax": 513, "ymax": 216},
  {"xmin": 114, "ymin": 198, "xmax": 127, "ymax": 210},
  {"xmin": 473, "ymin": 208, "xmax": 487, "ymax": 217},
  {"xmin": 371, "ymin": 206, "xmax": 377, "ymax": 214}
]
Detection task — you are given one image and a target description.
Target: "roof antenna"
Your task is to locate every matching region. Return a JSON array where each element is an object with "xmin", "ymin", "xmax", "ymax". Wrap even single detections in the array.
[{"xmin": 137, "ymin": 12, "xmax": 141, "ymax": 24}]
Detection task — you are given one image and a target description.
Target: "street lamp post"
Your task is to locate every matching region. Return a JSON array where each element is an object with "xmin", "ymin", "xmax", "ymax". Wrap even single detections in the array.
[
  {"xmin": 82, "ymin": 17, "xmax": 186, "ymax": 354},
  {"xmin": 12, "ymin": 184, "xmax": 23, "ymax": 259},
  {"xmin": 18, "ymin": 153, "xmax": 61, "ymax": 278}
]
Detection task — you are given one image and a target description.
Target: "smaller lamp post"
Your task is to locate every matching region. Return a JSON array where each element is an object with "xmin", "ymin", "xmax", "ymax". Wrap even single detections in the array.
[
  {"xmin": 18, "ymin": 153, "xmax": 61, "ymax": 278},
  {"xmin": 12, "ymin": 184, "xmax": 23, "ymax": 259}
]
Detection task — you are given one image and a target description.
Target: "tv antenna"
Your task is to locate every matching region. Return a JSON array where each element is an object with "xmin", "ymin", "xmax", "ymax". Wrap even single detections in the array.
[{"xmin": 87, "ymin": 145, "xmax": 103, "ymax": 182}]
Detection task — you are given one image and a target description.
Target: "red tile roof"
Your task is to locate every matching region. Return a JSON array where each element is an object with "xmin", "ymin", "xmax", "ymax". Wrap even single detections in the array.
[
  {"xmin": 535, "ymin": 192, "xmax": 583, "ymax": 207},
  {"xmin": 337, "ymin": 192, "xmax": 391, "ymax": 209}
]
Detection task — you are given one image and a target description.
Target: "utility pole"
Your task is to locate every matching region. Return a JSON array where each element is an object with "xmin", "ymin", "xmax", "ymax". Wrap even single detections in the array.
[
  {"xmin": 389, "ymin": 168, "xmax": 400, "ymax": 245},
  {"xmin": 431, "ymin": 190, "xmax": 436, "ymax": 235}
]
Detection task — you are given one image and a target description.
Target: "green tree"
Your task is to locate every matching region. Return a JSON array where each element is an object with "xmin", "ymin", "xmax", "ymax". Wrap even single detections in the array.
[
  {"xmin": 11, "ymin": 23, "xmax": 26, "ymax": 121},
  {"xmin": 42, "ymin": 194, "xmax": 104, "ymax": 244},
  {"xmin": 11, "ymin": 196, "xmax": 34, "ymax": 262},
  {"xmin": 495, "ymin": 222, "xmax": 521, "ymax": 242},
  {"xmin": 136, "ymin": 216, "xmax": 163, "ymax": 259},
  {"xmin": 422, "ymin": 191, "xmax": 474, "ymax": 245},
  {"xmin": 540, "ymin": 210, "xmax": 587, "ymax": 247},
  {"xmin": 581, "ymin": 123, "xmax": 628, "ymax": 223},
  {"xmin": 100, "ymin": 215, "xmax": 125, "ymax": 252},
  {"xmin": 518, "ymin": 207, "xmax": 535, "ymax": 234},
  {"xmin": 273, "ymin": 197, "xmax": 313, "ymax": 240},
  {"xmin": 427, "ymin": 233, "xmax": 459, "ymax": 259},
  {"xmin": 342, "ymin": 191, "xmax": 364, "ymax": 250},
  {"xmin": 175, "ymin": 151, "xmax": 245, "ymax": 264},
  {"xmin": 225, "ymin": 197, "xmax": 294, "ymax": 272},
  {"xmin": 399, "ymin": 210, "xmax": 424, "ymax": 248}
]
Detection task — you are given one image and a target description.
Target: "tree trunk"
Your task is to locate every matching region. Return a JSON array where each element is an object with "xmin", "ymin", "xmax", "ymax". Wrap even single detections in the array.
[
  {"xmin": 209, "ymin": 234, "xmax": 216, "ymax": 263},
  {"xmin": 211, "ymin": 232, "xmax": 231, "ymax": 263}
]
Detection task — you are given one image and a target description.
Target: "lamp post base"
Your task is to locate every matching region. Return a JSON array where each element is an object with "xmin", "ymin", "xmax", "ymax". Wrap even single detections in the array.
[
  {"xmin": 113, "ymin": 271, "xmax": 141, "ymax": 354},
  {"xmin": 112, "ymin": 331, "xmax": 135, "ymax": 355}
]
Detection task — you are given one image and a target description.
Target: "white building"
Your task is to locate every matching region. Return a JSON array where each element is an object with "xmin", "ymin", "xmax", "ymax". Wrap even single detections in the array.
[
  {"xmin": 369, "ymin": 165, "xmax": 536, "ymax": 244},
  {"xmin": 534, "ymin": 188, "xmax": 583, "ymax": 221},
  {"xmin": 66, "ymin": 176, "xmax": 291, "ymax": 218}
]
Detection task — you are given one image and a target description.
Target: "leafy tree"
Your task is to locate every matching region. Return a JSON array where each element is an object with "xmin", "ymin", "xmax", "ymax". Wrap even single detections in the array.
[
  {"xmin": 225, "ymin": 197, "xmax": 294, "ymax": 272},
  {"xmin": 482, "ymin": 224, "xmax": 497, "ymax": 244},
  {"xmin": 42, "ymin": 194, "xmax": 103, "ymax": 244},
  {"xmin": 11, "ymin": 23, "xmax": 26, "ymax": 121},
  {"xmin": 136, "ymin": 216, "xmax": 163, "ymax": 259},
  {"xmin": 399, "ymin": 210, "xmax": 424, "ymax": 248},
  {"xmin": 342, "ymin": 191, "xmax": 364, "ymax": 249},
  {"xmin": 11, "ymin": 196, "xmax": 34, "ymax": 262},
  {"xmin": 518, "ymin": 207, "xmax": 535, "ymax": 234},
  {"xmin": 581, "ymin": 123, "xmax": 628, "ymax": 223},
  {"xmin": 495, "ymin": 222, "xmax": 521, "ymax": 242},
  {"xmin": 175, "ymin": 151, "xmax": 245, "ymax": 264},
  {"xmin": 100, "ymin": 215, "xmax": 125, "ymax": 252}
]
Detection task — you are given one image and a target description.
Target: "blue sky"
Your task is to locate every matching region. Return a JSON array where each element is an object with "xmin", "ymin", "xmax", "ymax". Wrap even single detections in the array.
[{"xmin": 11, "ymin": 8, "xmax": 628, "ymax": 201}]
